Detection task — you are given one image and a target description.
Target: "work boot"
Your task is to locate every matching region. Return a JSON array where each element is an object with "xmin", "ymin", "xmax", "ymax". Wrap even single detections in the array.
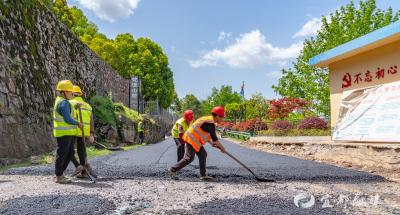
[
  {"xmin": 76, "ymin": 172, "xmax": 88, "ymax": 179},
  {"xmin": 71, "ymin": 165, "xmax": 85, "ymax": 177},
  {"xmin": 85, "ymin": 163, "xmax": 98, "ymax": 179},
  {"xmin": 200, "ymin": 175, "xmax": 214, "ymax": 181},
  {"xmin": 168, "ymin": 168, "xmax": 178, "ymax": 180},
  {"xmin": 55, "ymin": 176, "xmax": 71, "ymax": 184}
]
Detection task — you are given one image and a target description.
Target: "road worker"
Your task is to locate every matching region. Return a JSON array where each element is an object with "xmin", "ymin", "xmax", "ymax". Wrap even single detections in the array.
[
  {"xmin": 53, "ymin": 80, "xmax": 83, "ymax": 184},
  {"xmin": 169, "ymin": 106, "xmax": 227, "ymax": 180},
  {"xmin": 69, "ymin": 85, "xmax": 95, "ymax": 178},
  {"xmin": 171, "ymin": 110, "xmax": 194, "ymax": 161},
  {"xmin": 138, "ymin": 120, "xmax": 144, "ymax": 144}
]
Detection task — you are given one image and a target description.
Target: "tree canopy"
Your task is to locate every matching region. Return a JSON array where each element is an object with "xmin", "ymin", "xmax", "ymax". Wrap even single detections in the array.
[
  {"xmin": 180, "ymin": 94, "xmax": 203, "ymax": 117},
  {"xmin": 202, "ymin": 85, "xmax": 243, "ymax": 114},
  {"xmin": 46, "ymin": 0, "xmax": 176, "ymax": 108},
  {"xmin": 272, "ymin": 0, "xmax": 400, "ymax": 117}
]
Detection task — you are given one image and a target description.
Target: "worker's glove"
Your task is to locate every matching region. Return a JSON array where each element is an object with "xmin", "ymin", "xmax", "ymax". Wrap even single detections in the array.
[
  {"xmin": 89, "ymin": 134, "xmax": 95, "ymax": 144},
  {"xmin": 78, "ymin": 122, "xmax": 83, "ymax": 130}
]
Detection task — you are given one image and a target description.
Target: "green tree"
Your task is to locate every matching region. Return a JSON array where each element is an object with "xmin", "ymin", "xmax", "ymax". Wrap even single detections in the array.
[
  {"xmin": 128, "ymin": 38, "xmax": 176, "ymax": 108},
  {"xmin": 225, "ymin": 102, "xmax": 243, "ymax": 121},
  {"xmin": 202, "ymin": 85, "xmax": 243, "ymax": 114},
  {"xmin": 171, "ymin": 94, "xmax": 182, "ymax": 115},
  {"xmin": 245, "ymin": 93, "xmax": 269, "ymax": 120},
  {"xmin": 49, "ymin": 1, "xmax": 177, "ymax": 108},
  {"xmin": 273, "ymin": 0, "xmax": 400, "ymax": 117},
  {"xmin": 180, "ymin": 94, "xmax": 203, "ymax": 117},
  {"xmin": 87, "ymin": 34, "xmax": 120, "ymax": 69},
  {"xmin": 69, "ymin": 7, "xmax": 98, "ymax": 39},
  {"xmin": 52, "ymin": 0, "xmax": 74, "ymax": 28}
]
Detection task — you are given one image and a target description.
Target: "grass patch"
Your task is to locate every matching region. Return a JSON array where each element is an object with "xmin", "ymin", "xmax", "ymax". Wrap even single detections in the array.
[
  {"xmin": 0, "ymin": 144, "xmax": 145, "ymax": 173},
  {"xmin": 114, "ymin": 102, "xmax": 142, "ymax": 122},
  {"xmin": 123, "ymin": 143, "xmax": 145, "ymax": 150},
  {"xmin": 257, "ymin": 128, "xmax": 331, "ymax": 136},
  {"xmin": 86, "ymin": 146, "xmax": 113, "ymax": 158},
  {"xmin": 0, "ymin": 162, "xmax": 32, "ymax": 172}
]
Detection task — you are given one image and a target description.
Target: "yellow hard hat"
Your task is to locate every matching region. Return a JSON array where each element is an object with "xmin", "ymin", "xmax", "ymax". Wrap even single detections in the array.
[
  {"xmin": 72, "ymin": 85, "xmax": 83, "ymax": 95},
  {"xmin": 56, "ymin": 80, "xmax": 73, "ymax": 92}
]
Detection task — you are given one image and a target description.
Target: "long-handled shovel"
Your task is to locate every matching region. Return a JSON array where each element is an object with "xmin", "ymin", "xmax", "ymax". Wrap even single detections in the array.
[
  {"xmin": 224, "ymin": 151, "xmax": 274, "ymax": 182},
  {"xmin": 93, "ymin": 141, "xmax": 124, "ymax": 151},
  {"xmin": 77, "ymin": 107, "xmax": 97, "ymax": 183}
]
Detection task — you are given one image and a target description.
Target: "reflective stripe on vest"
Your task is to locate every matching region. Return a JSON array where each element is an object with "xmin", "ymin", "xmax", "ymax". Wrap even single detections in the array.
[
  {"xmin": 171, "ymin": 117, "xmax": 191, "ymax": 138},
  {"xmin": 53, "ymin": 96, "xmax": 77, "ymax": 137},
  {"xmin": 70, "ymin": 97, "xmax": 92, "ymax": 137},
  {"xmin": 138, "ymin": 122, "xmax": 144, "ymax": 132},
  {"xmin": 183, "ymin": 116, "xmax": 214, "ymax": 152}
]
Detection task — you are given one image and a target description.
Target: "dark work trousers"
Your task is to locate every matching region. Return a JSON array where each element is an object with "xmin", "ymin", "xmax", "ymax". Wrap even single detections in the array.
[
  {"xmin": 55, "ymin": 136, "xmax": 75, "ymax": 176},
  {"xmin": 138, "ymin": 131, "xmax": 144, "ymax": 144},
  {"xmin": 173, "ymin": 138, "xmax": 185, "ymax": 162},
  {"xmin": 71, "ymin": 137, "xmax": 87, "ymax": 167},
  {"xmin": 170, "ymin": 143, "xmax": 207, "ymax": 177}
]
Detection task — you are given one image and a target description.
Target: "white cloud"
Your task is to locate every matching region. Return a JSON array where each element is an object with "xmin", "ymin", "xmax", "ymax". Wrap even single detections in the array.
[
  {"xmin": 218, "ymin": 31, "xmax": 232, "ymax": 41},
  {"xmin": 293, "ymin": 17, "xmax": 322, "ymax": 38},
  {"xmin": 189, "ymin": 30, "xmax": 303, "ymax": 69},
  {"xmin": 76, "ymin": 0, "xmax": 140, "ymax": 22}
]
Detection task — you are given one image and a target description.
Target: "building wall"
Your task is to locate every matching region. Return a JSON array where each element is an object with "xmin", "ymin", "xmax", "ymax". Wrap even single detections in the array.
[
  {"xmin": 0, "ymin": 0, "xmax": 129, "ymax": 162},
  {"xmin": 329, "ymin": 40, "xmax": 400, "ymax": 127}
]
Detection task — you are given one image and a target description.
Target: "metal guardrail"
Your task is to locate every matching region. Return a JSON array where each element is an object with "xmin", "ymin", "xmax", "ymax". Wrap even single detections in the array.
[{"xmin": 218, "ymin": 128, "xmax": 252, "ymax": 140}]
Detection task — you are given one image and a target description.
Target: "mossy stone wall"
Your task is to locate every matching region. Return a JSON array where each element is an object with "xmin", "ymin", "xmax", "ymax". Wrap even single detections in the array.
[{"xmin": 0, "ymin": 0, "xmax": 129, "ymax": 163}]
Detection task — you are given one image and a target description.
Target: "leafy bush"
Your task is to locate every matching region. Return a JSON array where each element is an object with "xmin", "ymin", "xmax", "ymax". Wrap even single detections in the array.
[
  {"xmin": 114, "ymin": 102, "xmax": 142, "ymax": 122},
  {"xmin": 258, "ymin": 128, "xmax": 331, "ymax": 136},
  {"xmin": 270, "ymin": 120, "xmax": 293, "ymax": 130},
  {"xmin": 218, "ymin": 121, "xmax": 234, "ymax": 129},
  {"xmin": 268, "ymin": 97, "xmax": 308, "ymax": 120},
  {"xmin": 220, "ymin": 119, "xmax": 268, "ymax": 132},
  {"xmin": 299, "ymin": 117, "xmax": 327, "ymax": 129},
  {"xmin": 90, "ymin": 96, "xmax": 118, "ymax": 126}
]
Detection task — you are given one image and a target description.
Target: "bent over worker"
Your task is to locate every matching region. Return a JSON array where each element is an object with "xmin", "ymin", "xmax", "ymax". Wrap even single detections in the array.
[
  {"xmin": 169, "ymin": 106, "xmax": 227, "ymax": 180},
  {"xmin": 171, "ymin": 110, "xmax": 194, "ymax": 161},
  {"xmin": 69, "ymin": 85, "xmax": 95, "ymax": 178},
  {"xmin": 53, "ymin": 80, "xmax": 83, "ymax": 184}
]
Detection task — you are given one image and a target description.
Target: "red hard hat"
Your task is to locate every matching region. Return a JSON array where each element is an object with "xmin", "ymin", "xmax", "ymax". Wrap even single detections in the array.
[
  {"xmin": 183, "ymin": 109, "xmax": 194, "ymax": 121},
  {"xmin": 211, "ymin": 106, "xmax": 225, "ymax": 118}
]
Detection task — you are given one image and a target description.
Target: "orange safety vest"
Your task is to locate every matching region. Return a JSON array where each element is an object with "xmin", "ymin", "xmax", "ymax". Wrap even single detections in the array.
[{"xmin": 183, "ymin": 116, "xmax": 215, "ymax": 152}]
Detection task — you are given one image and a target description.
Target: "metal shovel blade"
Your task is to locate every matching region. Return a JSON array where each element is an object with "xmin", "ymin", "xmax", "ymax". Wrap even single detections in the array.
[{"xmin": 224, "ymin": 151, "xmax": 275, "ymax": 182}]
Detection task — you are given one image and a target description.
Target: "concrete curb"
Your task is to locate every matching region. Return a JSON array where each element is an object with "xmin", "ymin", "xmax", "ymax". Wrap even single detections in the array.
[
  {"xmin": 250, "ymin": 136, "xmax": 400, "ymax": 150},
  {"xmin": 246, "ymin": 136, "xmax": 400, "ymax": 178}
]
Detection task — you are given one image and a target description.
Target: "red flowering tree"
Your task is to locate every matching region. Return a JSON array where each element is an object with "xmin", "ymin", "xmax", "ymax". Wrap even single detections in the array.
[{"xmin": 267, "ymin": 97, "xmax": 308, "ymax": 120}]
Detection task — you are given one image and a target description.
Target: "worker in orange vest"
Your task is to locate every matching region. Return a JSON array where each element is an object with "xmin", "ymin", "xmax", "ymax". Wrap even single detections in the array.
[{"xmin": 168, "ymin": 106, "xmax": 226, "ymax": 180}]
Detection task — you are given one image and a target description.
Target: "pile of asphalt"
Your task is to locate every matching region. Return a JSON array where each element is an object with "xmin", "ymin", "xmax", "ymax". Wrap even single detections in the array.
[
  {"xmin": 0, "ymin": 139, "xmax": 393, "ymax": 215},
  {"xmin": 0, "ymin": 194, "xmax": 116, "ymax": 215}
]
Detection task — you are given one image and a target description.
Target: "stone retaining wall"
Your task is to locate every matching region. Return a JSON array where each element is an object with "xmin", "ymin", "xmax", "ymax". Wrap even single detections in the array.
[{"xmin": 0, "ymin": 0, "xmax": 129, "ymax": 163}]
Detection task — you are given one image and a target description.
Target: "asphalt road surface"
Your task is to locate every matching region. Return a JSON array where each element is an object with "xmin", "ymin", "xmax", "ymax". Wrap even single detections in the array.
[{"xmin": 0, "ymin": 138, "xmax": 399, "ymax": 214}]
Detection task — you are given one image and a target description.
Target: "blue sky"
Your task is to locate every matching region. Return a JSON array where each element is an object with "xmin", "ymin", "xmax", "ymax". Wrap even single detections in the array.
[{"xmin": 68, "ymin": 0, "xmax": 399, "ymax": 100}]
